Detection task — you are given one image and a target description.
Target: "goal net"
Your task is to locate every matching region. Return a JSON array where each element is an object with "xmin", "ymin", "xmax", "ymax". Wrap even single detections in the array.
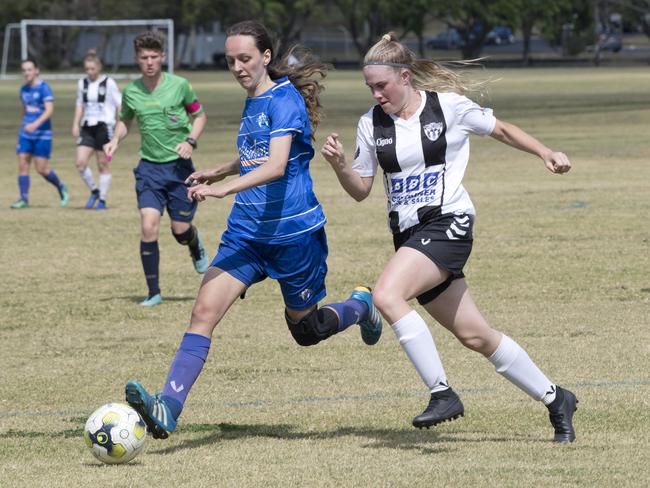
[{"xmin": 1, "ymin": 19, "xmax": 174, "ymax": 80}]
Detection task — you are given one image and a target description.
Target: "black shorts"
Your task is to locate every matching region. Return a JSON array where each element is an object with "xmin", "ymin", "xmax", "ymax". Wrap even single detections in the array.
[
  {"xmin": 77, "ymin": 123, "xmax": 111, "ymax": 150},
  {"xmin": 393, "ymin": 212, "xmax": 474, "ymax": 305}
]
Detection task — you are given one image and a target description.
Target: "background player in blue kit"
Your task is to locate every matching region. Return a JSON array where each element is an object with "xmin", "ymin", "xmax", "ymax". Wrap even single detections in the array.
[
  {"xmin": 11, "ymin": 58, "xmax": 68, "ymax": 209},
  {"xmin": 124, "ymin": 20, "xmax": 383, "ymax": 439},
  {"xmin": 322, "ymin": 33, "xmax": 578, "ymax": 443}
]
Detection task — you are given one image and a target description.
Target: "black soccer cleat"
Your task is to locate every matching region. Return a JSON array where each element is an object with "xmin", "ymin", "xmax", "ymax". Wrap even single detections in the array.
[
  {"xmin": 547, "ymin": 385, "xmax": 578, "ymax": 443},
  {"xmin": 412, "ymin": 387, "xmax": 464, "ymax": 429}
]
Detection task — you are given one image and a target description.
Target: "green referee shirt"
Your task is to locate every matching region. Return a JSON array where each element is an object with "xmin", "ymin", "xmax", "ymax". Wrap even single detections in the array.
[{"xmin": 120, "ymin": 72, "xmax": 204, "ymax": 163}]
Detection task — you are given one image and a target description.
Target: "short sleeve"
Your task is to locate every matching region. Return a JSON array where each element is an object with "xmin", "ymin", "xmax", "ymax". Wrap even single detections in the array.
[
  {"xmin": 268, "ymin": 92, "xmax": 304, "ymax": 139},
  {"xmin": 75, "ymin": 79, "xmax": 84, "ymax": 106},
  {"xmin": 108, "ymin": 78, "xmax": 122, "ymax": 108},
  {"xmin": 41, "ymin": 82, "xmax": 54, "ymax": 102},
  {"xmin": 351, "ymin": 110, "xmax": 378, "ymax": 177},
  {"xmin": 119, "ymin": 87, "xmax": 135, "ymax": 121},
  {"xmin": 182, "ymin": 79, "xmax": 203, "ymax": 115},
  {"xmin": 452, "ymin": 93, "xmax": 496, "ymax": 136}
]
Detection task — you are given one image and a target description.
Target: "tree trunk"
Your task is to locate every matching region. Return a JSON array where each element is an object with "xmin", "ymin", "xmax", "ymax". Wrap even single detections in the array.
[{"xmin": 521, "ymin": 17, "xmax": 534, "ymax": 66}]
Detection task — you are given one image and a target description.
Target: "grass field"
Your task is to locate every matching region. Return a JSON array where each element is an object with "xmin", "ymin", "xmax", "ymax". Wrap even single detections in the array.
[{"xmin": 1, "ymin": 67, "xmax": 649, "ymax": 487}]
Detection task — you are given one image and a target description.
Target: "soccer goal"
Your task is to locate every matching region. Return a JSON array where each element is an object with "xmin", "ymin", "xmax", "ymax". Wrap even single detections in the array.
[{"xmin": 1, "ymin": 18, "xmax": 174, "ymax": 80}]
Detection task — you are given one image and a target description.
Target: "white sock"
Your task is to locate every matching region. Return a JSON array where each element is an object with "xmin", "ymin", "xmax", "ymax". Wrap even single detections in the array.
[
  {"xmin": 488, "ymin": 334, "xmax": 556, "ymax": 404},
  {"xmin": 79, "ymin": 167, "xmax": 96, "ymax": 190},
  {"xmin": 392, "ymin": 310, "xmax": 449, "ymax": 393},
  {"xmin": 99, "ymin": 173, "xmax": 112, "ymax": 201}
]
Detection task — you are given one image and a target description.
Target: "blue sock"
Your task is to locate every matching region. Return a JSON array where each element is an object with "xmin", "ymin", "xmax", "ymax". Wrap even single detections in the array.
[
  {"xmin": 322, "ymin": 299, "xmax": 369, "ymax": 332},
  {"xmin": 161, "ymin": 333, "xmax": 211, "ymax": 420},
  {"xmin": 140, "ymin": 241, "xmax": 160, "ymax": 298},
  {"xmin": 44, "ymin": 170, "xmax": 62, "ymax": 194},
  {"xmin": 18, "ymin": 175, "xmax": 30, "ymax": 202}
]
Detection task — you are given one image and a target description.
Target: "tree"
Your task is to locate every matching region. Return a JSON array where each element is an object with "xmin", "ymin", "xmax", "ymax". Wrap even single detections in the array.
[
  {"xmin": 434, "ymin": 0, "xmax": 517, "ymax": 59},
  {"xmin": 390, "ymin": 0, "xmax": 437, "ymax": 57},
  {"xmin": 332, "ymin": 0, "xmax": 394, "ymax": 57}
]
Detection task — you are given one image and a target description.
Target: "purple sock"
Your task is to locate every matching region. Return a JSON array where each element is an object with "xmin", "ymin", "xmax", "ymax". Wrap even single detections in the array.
[
  {"xmin": 323, "ymin": 299, "xmax": 368, "ymax": 332},
  {"xmin": 161, "ymin": 332, "xmax": 211, "ymax": 420},
  {"xmin": 18, "ymin": 175, "xmax": 30, "ymax": 201},
  {"xmin": 43, "ymin": 170, "xmax": 62, "ymax": 193}
]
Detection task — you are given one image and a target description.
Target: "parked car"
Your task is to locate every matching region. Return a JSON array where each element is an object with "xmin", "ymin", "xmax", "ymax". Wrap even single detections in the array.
[
  {"xmin": 597, "ymin": 33, "xmax": 623, "ymax": 52},
  {"xmin": 426, "ymin": 29, "xmax": 464, "ymax": 50},
  {"xmin": 486, "ymin": 26, "xmax": 515, "ymax": 45}
]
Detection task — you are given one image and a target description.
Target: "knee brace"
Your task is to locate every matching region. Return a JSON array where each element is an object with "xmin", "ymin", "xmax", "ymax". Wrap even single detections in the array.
[
  {"xmin": 173, "ymin": 225, "xmax": 197, "ymax": 246},
  {"xmin": 285, "ymin": 307, "xmax": 339, "ymax": 347}
]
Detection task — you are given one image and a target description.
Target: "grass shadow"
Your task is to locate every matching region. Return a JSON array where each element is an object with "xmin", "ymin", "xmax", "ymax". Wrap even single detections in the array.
[
  {"xmin": 148, "ymin": 422, "xmax": 532, "ymax": 456},
  {"xmin": 98, "ymin": 295, "xmax": 195, "ymax": 303}
]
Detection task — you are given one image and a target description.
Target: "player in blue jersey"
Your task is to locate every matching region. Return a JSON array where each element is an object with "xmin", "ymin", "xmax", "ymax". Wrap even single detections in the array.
[
  {"xmin": 11, "ymin": 58, "xmax": 68, "ymax": 209},
  {"xmin": 124, "ymin": 20, "xmax": 383, "ymax": 439}
]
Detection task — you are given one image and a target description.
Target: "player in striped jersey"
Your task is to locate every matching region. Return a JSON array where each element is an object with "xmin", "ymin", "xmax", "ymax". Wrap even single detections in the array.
[
  {"xmin": 124, "ymin": 21, "xmax": 383, "ymax": 440},
  {"xmin": 322, "ymin": 33, "xmax": 577, "ymax": 443},
  {"xmin": 11, "ymin": 58, "xmax": 68, "ymax": 209},
  {"xmin": 72, "ymin": 49, "xmax": 121, "ymax": 209}
]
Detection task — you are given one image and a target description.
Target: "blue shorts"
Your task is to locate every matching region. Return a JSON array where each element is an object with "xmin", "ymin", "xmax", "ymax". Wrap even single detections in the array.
[
  {"xmin": 16, "ymin": 136, "xmax": 52, "ymax": 158},
  {"xmin": 133, "ymin": 158, "xmax": 198, "ymax": 222},
  {"xmin": 212, "ymin": 228, "xmax": 329, "ymax": 310}
]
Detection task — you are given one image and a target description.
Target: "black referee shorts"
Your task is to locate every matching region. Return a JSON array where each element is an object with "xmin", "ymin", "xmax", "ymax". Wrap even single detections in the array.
[{"xmin": 393, "ymin": 212, "xmax": 474, "ymax": 305}]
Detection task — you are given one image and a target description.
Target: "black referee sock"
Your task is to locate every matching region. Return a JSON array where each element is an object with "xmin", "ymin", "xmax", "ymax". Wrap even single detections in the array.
[
  {"xmin": 173, "ymin": 225, "xmax": 201, "ymax": 260},
  {"xmin": 140, "ymin": 240, "xmax": 160, "ymax": 298}
]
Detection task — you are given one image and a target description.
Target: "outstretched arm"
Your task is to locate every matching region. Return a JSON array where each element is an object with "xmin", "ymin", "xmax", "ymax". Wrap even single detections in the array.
[
  {"xmin": 490, "ymin": 119, "xmax": 571, "ymax": 174},
  {"xmin": 321, "ymin": 133, "xmax": 374, "ymax": 202},
  {"xmin": 187, "ymin": 135, "xmax": 292, "ymax": 201}
]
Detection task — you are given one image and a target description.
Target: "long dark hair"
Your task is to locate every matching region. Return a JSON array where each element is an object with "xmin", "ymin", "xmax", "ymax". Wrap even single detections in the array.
[{"xmin": 226, "ymin": 20, "xmax": 328, "ymax": 136}]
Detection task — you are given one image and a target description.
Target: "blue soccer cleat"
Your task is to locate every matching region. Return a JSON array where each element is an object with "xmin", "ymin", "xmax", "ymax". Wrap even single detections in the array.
[
  {"xmin": 349, "ymin": 286, "xmax": 383, "ymax": 345},
  {"xmin": 140, "ymin": 293, "xmax": 162, "ymax": 307},
  {"xmin": 10, "ymin": 199, "xmax": 29, "ymax": 209},
  {"xmin": 59, "ymin": 183, "xmax": 69, "ymax": 208},
  {"xmin": 125, "ymin": 381, "xmax": 176, "ymax": 439},
  {"xmin": 96, "ymin": 199, "xmax": 107, "ymax": 210},
  {"xmin": 192, "ymin": 233, "xmax": 209, "ymax": 274},
  {"xmin": 85, "ymin": 190, "xmax": 99, "ymax": 209}
]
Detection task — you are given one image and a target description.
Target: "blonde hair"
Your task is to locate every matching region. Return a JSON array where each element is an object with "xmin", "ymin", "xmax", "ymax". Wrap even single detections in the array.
[
  {"xmin": 84, "ymin": 48, "xmax": 102, "ymax": 66},
  {"xmin": 364, "ymin": 32, "xmax": 486, "ymax": 96}
]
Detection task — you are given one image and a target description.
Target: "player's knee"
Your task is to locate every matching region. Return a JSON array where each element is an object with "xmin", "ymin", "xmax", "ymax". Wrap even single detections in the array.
[
  {"xmin": 285, "ymin": 308, "xmax": 338, "ymax": 347},
  {"xmin": 75, "ymin": 159, "xmax": 87, "ymax": 170},
  {"xmin": 371, "ymin": 285, "xmax": 394, "ymax": 316},
  {"xmin": 36, "ymin": 167, "xmax": 49, "ymax": 177},
  {"xmin": 454, "ymin": 329, "xmax": 490, "ymax": 353},
  {"xmin": 172, "ymin": 225, "xmax": 196, "ymax": 246}
]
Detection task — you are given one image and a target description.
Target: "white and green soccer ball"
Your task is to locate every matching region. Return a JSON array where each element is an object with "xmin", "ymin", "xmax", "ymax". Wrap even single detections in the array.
[{"xmin": 83, "ymin": 402, "xmax": 147, "ymax": 464}]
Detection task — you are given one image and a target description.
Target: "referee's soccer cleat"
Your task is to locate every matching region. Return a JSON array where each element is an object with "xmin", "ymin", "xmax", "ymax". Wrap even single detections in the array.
[
  {"xmin": 10, "ymin": 199, "xmax": 29, "ymax": 209},
  {"xmin": 140, "ymin": 293, "xmax": 163, "ymax": 307},
  {"xmin": 547, "ymin": 386, "xmax": 578, "ymax": 443},
  {"xmin": 349, "ymin": 286, "xmax": 383, "ymax": 345},
  {"xmin": 125, "ymin": 381, "xmax": 176, "ymax": 439},
  {"xmin": 192, "ymin": 234, "xmax": 209, "ymax": 274},
  {"xmin": 59, "ymin": 183, "xmax": 69, "ymax": 208},
  {"xmin": 85, "ymin": 190, "xmax": 99, "ymax": 209},
  {"xmin": 412, "ymin": 387, "xmax": 464, "ymax": 429}
]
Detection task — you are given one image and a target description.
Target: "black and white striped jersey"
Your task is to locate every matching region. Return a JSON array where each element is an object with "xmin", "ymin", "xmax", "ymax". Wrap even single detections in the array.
[
  {"xmin": 352, "ymin": 90, "xmax": 496, "ymax": 234},
  {"xmin": 76, "ymin": 75, "xmax": 122, "ymax": 127}
]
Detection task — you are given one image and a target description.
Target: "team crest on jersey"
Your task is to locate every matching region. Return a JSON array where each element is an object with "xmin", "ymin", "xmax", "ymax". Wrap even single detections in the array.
[
  {"xmin": 257, "ymin": 113, "xmax": 269, "ymax": 127},
  {"xmin": 299, "ymin": 288, "xmax": 313, "ymax": 302},
  {"xmin": 423, "ymin": 121, "xmax": 443, "ymax": 142},
  {"xmin": 98, "ymin": 86, "xmax": 106, "ymax": 96}
]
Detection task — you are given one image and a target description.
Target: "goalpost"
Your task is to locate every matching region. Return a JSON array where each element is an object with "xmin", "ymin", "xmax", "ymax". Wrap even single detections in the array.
[{"xmin": 1, "ymin": 18, "xmax": 174, "ymax": 80}]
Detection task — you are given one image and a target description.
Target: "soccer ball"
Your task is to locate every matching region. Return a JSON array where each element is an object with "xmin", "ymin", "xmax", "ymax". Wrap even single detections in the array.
[{"xmin": 83, "ymin": 402, "xmax": 147, "ymax": 464}]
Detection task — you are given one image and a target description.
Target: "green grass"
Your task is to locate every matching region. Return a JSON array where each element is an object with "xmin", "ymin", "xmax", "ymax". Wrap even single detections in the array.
[{"xmin": 1, "ymin": 68, "xmax": 649, "ymax": 487}]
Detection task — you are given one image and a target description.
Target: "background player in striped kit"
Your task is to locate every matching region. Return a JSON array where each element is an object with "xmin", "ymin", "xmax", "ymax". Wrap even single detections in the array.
[
  {"xmin": 72, "ymin": 49, "xmax": 122, "ymax": 209},
  {"xmin": 123, "ymin": 20, "xmax": 383, "ymax": 440},
  {"xmin": 322, "ymin": 33, "xmax": 578, "ymax": 443},
  {"xmin": 11, "ymin": 58, "xmax": 68, "ymax": 209}
]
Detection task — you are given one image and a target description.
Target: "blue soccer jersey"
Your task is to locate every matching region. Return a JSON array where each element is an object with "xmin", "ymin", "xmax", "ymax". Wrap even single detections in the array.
[
  {"xmin": 226, "ymin": 76, "xmax": 326, "ymax": 244},
  {"xmin": 19, "ymin": 80, "xmax": 54, "ymax": 140}
]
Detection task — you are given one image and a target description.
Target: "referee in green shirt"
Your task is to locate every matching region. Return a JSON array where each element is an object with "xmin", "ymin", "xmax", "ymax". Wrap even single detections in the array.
[{"xmin": 104, "ymin": 31, "xmax": 208, "ymax": 306}]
